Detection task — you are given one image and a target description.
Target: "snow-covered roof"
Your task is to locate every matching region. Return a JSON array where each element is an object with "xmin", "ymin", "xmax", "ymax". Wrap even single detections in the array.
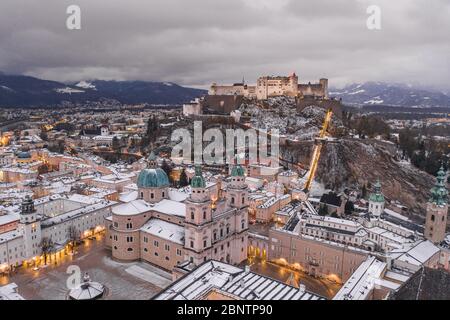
[
  {"xmin": 333, "ymin": 256, "xmax": 386, "ymax": 300},
  {"xmin": 112, "ymin": 199, "xmax": 153, "ymax": 216},
  {"xmin": 0, "ymin": 213, "xmax": 19, "ymax": 226},
  {"xmin": 154, "ymin": 260, "xmax": 325, "ymax": 301},
  {"xmin": 389, "ymin": 240, "xmax": 440, "ymax": 266},
  {"xmin": 141, "ymin": 218, "xmax": 184, "ymax": 245},
  {"xmin": 152, "ymin": 199, "xmax": 186, "ymax": 218},
  {"xmin": 0, "ymin": 283, "xmax": 25, "ymax": 300},
  {"xmin": 119, "ymin": 190, "xmax": 138, "ymax": 203}
]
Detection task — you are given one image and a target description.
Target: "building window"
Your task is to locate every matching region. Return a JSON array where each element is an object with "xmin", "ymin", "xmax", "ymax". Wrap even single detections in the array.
[
  {"xmin": 144, "ymin": 248, "xmax": 148, "ymax": 252},
  {"xmin": 242, "ymin": 197, "xmax": 245, "ymax": 204},
  {"xmin": 162, "ymin": 192, "xmax": 165, "ymax": 197},
  {"xmin": 191, "ymin": 212, "xmax": 195, "ymax": 220},
  {"xmin": 431, "ymin": 215, "xmax": 435, "ymax": 222},
  {"xmin": 127, "ymin": 248, "xmax": 133, "ymax": 252},
  {"xmin": 154, "ymin": 240, "xmax": 159, "ymax": 247},
  {"xmin": 151, "ymin": 193, "xmax": 154, "ymax": 199},
  {"xmin": 140, "ymin": 192, "xmax": 144, "ymax": 199},
  {"xmin": 144, "ymin": 237, "xmax": 148, "ymax": 243},
  {"xmin": 165, "ymin": 244, "xmax": 170, "ymax": 251},
  {"xmin": 113, "ymin": 235, "xmax": 118, "ymax": 241},
  {"xmin": 176, "ymin": 249, "xmax": 182, "ymax": 256},
  {"xmin": 126, "ymin": 236, "xmax": 133, "ymax": 243},
  {"xmin": 203, "ymin": 211, "xmax": 206, "ymax": 219},
  {"xmin": 203, "ymin": 240, "xmax": 207, "ymax": 248},
  {"xmin": 231, "ymin": 197, "xmax": 235, "ymax": 204},
  {"xmin": 126, "ymin": 222, "xmax": 133, "ymax": 229},
  {"xmin": 190, "ymin": 241, "xmax": 194, "ymax": 248}
]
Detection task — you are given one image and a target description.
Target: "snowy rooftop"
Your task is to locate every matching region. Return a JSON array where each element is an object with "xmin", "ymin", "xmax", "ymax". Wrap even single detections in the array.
[
  {"xmin": 0, "ymin": 283, "xmax": 25, "ymax": 300},
  {"xmin": 0, "ymin": 213, "xmax": 19, "ymax": 226},
  {"xmin": 388, "ymin": 240, "xmax": 440, "ymax": 266},
  {"xmin": 333, "ymin": 256, "xmax": 386, "ymax": 300},
  {"xmin": 0, "ymin": 229, "xmax": 23, "ymax": 244},
  {"xmin": 141, "ymin": 218, "xmax": 184, "ymax": 245},
  {"xmin": 154, "ymin": 260, "xmax": 325, "ymax": 301},
  {"xmin": 152, "ymin": 199, "xmax": 186, "ymax": 218},
  {"xmin": 112, "ymin": 198, "xmax": 186, "ymax": 218},
  {"xmin": 112, "ymin": 199, "xmax": 153, "ymax": 216},
  {"xmin": 41, "ymin": 200, "xmax": 115, "ymax": 227}
]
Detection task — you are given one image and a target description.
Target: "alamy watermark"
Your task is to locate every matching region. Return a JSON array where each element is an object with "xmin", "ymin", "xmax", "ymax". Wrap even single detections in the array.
[
  {"xmin": 66, "ymin": 5, "xmax": 81, "ymax": 30},
  {"xmin": 366, "ymin": 5, "xmax": 381, "ymax": 30},
  {"xmin": 171, "ymin": 121, "xmax": 279, "ymax": 171}
]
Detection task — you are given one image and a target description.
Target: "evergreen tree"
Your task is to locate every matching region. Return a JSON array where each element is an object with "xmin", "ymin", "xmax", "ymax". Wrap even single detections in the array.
[
  {"xmin": 179, "ymin": 168, "xmax": 189, "ymax": 187},
  {"xmin": 161, "ymin": 159, "xmax": 172, "ymax": 182},
  {"xmin": 361, "ymin": 184, "xmax": 367, "ymax": 199}
]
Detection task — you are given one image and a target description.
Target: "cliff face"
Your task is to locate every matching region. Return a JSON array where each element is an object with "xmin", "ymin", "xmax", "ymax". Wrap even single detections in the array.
[
  {"xmin": 281, "ymin": 138, "xmax": 434, "ymax": 217},
  {"xmin": 240, "ymin": 96, "xmax": 436, "ymax": 216}
]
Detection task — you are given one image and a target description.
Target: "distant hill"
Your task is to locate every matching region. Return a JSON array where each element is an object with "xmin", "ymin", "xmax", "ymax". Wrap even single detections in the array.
[
  {"xmin": 0, "ymin": 73, "xmax": 206, "ymax": 107},
  {"xmin": 330, "ymin": 82, "xmax": 450, "ymax": 108}
]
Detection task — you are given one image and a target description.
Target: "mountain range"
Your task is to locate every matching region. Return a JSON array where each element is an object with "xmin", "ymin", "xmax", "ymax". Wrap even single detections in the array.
[
  {"xmin": 0, "ymin": 72, "xmax": 206, "ymax": 107},
  {"xmin": 1, "ymin": 72, "xmax": 449, "ymax": 108},
  {"xmin": 329, "ymin": 82, "xmax": 450, "ymax": 108}
]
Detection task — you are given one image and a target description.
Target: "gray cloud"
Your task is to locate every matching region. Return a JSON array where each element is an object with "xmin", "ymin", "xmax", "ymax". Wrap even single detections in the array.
[{"xmin": 0, "ymin": 0, "xmax": 449, "ymax": 90}]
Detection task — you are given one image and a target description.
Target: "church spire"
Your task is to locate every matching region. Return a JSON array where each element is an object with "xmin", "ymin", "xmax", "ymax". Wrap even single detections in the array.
[{"xmin": 429, "ymin": 166, "xmax": 448, "ymax": 206}]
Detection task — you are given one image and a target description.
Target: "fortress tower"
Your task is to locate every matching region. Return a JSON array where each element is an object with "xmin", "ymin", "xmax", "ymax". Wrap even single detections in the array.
[{"xmin": 425, "ymin": 166, "xmax": 448, "ymax": 244}]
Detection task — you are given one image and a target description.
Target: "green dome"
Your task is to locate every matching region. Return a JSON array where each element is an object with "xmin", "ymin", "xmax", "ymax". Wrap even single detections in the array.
[
  {"xmin": 368, "ymin": 180, "xmax": 385, "ymax": 203},
  {"xmin": 430, "ymin": 166, "xmax": 448, "ymax": 206},
  {"xmin": 17, "ymin": 151, "xmax": 31, "ymax": 159},
  {"xmin": 231, "ymin": 164, "xmax": 245, "ymax": 177},
  {"xmin": 137, "ymin": 168, "xmax": 169, "ymax": 188},
  {"xmin": 191, "ymin": 165, "xmax": 206, "ymax": 188}
]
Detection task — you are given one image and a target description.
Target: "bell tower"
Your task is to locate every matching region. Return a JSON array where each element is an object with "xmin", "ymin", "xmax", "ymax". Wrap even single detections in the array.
[
  {"xmin": 368, "ymin": 179, "xmax": 385, "ymax": 217},
  {"xmin": 425, "ymin": 166, "xmax": 448, "ymax": 244},
  {"xmin": 19, "ymin": 195, "xmax": 42, "ymax": 259},
  {"xmin": 184, "ymin": 165, "xmax": 212, "ymax": 265}
]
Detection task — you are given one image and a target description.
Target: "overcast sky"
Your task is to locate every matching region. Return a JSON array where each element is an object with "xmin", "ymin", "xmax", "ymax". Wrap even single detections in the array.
[{"xmin": 0, "ymin": 0, "xmax": 449, "ymax": 90}]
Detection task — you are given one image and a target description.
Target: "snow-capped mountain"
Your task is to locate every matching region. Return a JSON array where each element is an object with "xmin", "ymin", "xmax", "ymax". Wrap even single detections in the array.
[
  {"xmin": 75, "ymin": 81, "xmax": 96, "ymax": 90},
  {"xmin": 330, "ymin": 82, "xmax": 450, "ymax": 108},
  {"xmin": 0, "ymin": 73, "xmax": 206, "ymax": 107}
]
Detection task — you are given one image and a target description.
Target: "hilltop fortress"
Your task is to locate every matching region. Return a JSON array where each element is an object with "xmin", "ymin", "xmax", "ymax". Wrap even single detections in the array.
[
  {"xmin": 209, "ymin": 73, "xmax": 328, "ymax": 100},
  {"xmin": 184, "ymin": 73, "xmax": 342, "ymax": 118}
]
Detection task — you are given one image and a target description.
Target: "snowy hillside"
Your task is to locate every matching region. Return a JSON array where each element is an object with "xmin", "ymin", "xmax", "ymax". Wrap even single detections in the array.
[{"xmin": 330, "ymin": 82, "xmax": 450, "ymax": 108}]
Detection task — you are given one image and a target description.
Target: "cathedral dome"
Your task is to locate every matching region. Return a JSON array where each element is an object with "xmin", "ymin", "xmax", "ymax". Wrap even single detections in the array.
[
  {"xmin": 137, "ymin": 168, "xmax": 169, "ymax": 188},
  {"xmin": 17, "ymin": 151, "xmax": 31, "ymax": 159}
]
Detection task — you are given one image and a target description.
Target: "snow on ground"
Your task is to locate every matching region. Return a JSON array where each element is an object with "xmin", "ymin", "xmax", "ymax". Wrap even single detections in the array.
[
  {"xmin": 75, "ymin": 81, "xmax": 96, "ymax": 90},
  {"xmin": 125, "ymin": 265, "xmax": 172, "ymax": 288},
  {"xmin": 55, "ymin": 87, "xmax": 85, "ymax": 94},
  {"xmin": 364, "ymin": 98, "xmax": 384, "ymax": 104},
  {"xmin": 0, "ymin": 85, "xmax": 14, "ymax": 92}
]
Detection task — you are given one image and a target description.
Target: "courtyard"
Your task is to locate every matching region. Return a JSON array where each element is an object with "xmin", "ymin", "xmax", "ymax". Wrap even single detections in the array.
[
  {"xmin": 0, "ymin": 234, "xmax": 171, "ymax": 300},
  {"xmin": 246, "ymin": 257, "xmax": 342, "ymax": 299}
]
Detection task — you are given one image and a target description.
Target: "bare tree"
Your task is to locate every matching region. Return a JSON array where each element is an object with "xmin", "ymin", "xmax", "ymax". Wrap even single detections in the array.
[
  {"xmin": 40, "ymin": 237, "xmax": 54, "ymax": 265},
  {"xmin": 67, "ymin": 225, "xmax": 80, "ymax": 254}
]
